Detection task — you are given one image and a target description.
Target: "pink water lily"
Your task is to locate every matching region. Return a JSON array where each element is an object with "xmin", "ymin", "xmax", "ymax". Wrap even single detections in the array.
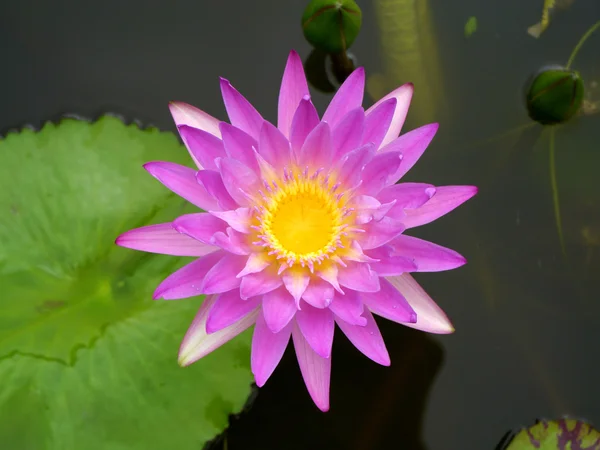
[{"xmin": 116, "ymin": 50, "xmax": 477, "ymax": 411}]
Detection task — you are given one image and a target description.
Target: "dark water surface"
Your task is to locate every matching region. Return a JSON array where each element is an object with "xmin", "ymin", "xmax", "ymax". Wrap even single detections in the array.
[{"xmin": 1, "ymin": 0, "xmax": 599, "ymax": 449}]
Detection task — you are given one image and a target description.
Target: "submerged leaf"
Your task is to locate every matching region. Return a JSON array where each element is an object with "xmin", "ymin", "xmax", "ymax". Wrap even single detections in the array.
[
  {"xmin": 464, "ymin": 16, "xmax": 478, "ymax": 37},
  {"xmin": 0, "ymin": 117, "xmax": 253, "ymax": 449},
  {"xmin": 501, "ymin": 418, "xmax": 600, "ymax": 449}
]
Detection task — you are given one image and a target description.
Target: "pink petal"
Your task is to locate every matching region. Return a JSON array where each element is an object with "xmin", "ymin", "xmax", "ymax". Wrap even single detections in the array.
[
  {"xmin": 143, "ymin": 161, "xmax": 219, "ymax": 211},
  {"xmin": 292, "ymin": 323, "xmax": 331, "ymax": 412},
  {"xmin": 340, "ymin": 240, "xmax": 379, "ymax": 264},
  {"xmin": 357, "ymin": 151, "xmax": 403, "ymax": 196},
  {"xmin": 360, "ymin": 278, "xmax": 416, "ymax": 324},
  {"xmin": 358, "ymin": 216, "xmax": 406, "ymax": 250},
  {"xmin": 153, "ymin": 251, "xmax": 224, "ymax": 300},
  {"xmin": 367, "ymin": 83, "xmax": 414, "ymax": 148},
  {"xmin": 172, "ymin": 213, "xmax": 225, "ymax": 245},
  {"xmin": 259, "ymin": 121, "xmax": 292, "ymax": 170},
  {"xmin": 362, "ymin": 98, "xmax": 396, "ymax": 150},
  {"xmin": 290, "ymin": 98, "xmax": 320, "ymax": 155},
  {"xmin": 316, "ymin": 263, "xmax": 343, "ymax": 293},
  {"xmin": 219, "ymin": 78, "xmax": 264, "ymax": 140},
  {"xmin": 386, "ymin": 273, "xmax": 454, "ymax": 334},
  {"xmin": 200, "ymin": 254, "xmax": 247, "ymax": 294},
  {"xmin": 177, "ymin": 125, "xmax": 225, "ymax": 170},
  {"xmin": 296, "ymin": 304, "xmax": 334, "ymax": 358},
  {"xmin": 169, "ymin": 101, "xmax": 221, "ymax": 138},
  {"xmin": 178, "ymin": 295, "xmax": 259, "ymax": 366},
  {"xmin": 337, "ymin": 261, "xmax": 380, "ymax": 292},
  {"xmin": 206, "ymin": 290, "xmax": 261, "ymax": 333},
  {"xmin": 328, "ymin": 289, "xmax": 366, "ymax": 326},
  {"xmin": 403, "ymin": 185, "xmax": 478, "ymax": 229},
  {"xmin": 331, "ymin": 107, "xmax": 365, "ymax": 159},
  {"xmin": 216, "ymin": 157, "xmax": 260, "ymax": 206},
  {"xmin": 282, "ymin": 269, "xmax": 310, "ymax": 307},
  {"xmin": 380, "ymin": 123, "xmax": 439, "ymax": 181},
  {"xmin": 388, "ymin": 235, "xmax": 466, "ymax": 272},
  {"xmin": 322, "ymin": 67, "xmax": 365, "ymax": 128},
  {"xmin": 350, "ymin": 195, "xmax": 395, "ymax": 224},
  {"xmin": 210, "ymin": 228, "xmax": 251, "ymax": 255},
  {"xmin": 239, "ymin": 267, "xmax": 283, "ymax": 299},
  {"xmin": 262, "ymin": 286, "xmax": 297, "ymax": 333},
  {"xmin": 219, "ymin": 122, "xmax": 260, "ymax": 174},
  {"xmin": 278, "ymin": 50, "xmax": 310, "ymax": 139},
  {"xmin": 252, "ymin": 312, "xmax": 292, "ymax": 386},
  {"xmin": 237, "ymin": 253, "xmax": 271, "ymax": 277},
  {"xmin": 335, "ymin": 143, "xmax": 375, "ymax": 189},
  {"xmin": 365, "ymin": 246, "xmax": 417, "ymax": 276},
  {"xmin": 196, "ymin": 170, "xmax": 238, "ymax": 211},
  {"xmin": 302, "ymin": 278, "xmax": 334, "ymax": 308},
  {"xmin": 377, "ymin": 182, "xmax": 436, "ymax": 219},
  {"xmin": 210, "ymin": 208, "xmax": 253, "ymax": 233},
  {"xmin": 335, "ymin": 309, "xmax": 390, "ymax": 366},
  {"xmin": 116, "ymin": 223, "xmax": 217, "ymax": 256},
  {"xmin": 298, "ymin": 121, "xmax": 332, "ymax": 170}
]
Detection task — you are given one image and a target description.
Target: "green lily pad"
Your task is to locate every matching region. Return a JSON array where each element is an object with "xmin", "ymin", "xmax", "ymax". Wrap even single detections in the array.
[
  {"xmin": 502, "ymin": 418, "xmax": 600, "ymax": 449},
  {"xmin": 0, "ymin": 116, "xmax": 253, "ymax": 450}
]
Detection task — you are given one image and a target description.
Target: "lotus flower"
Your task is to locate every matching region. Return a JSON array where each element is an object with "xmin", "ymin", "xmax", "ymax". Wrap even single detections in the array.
[{"xmin": 116, "ymin": 50, "xmax": 477, "ymax": 411}]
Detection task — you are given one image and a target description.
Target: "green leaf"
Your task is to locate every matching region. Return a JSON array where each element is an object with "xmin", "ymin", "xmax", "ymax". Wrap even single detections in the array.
[
  {"xmin": 302, "ymin": 0, "xmax": 362, "ymax": 54},
  {"xmin": 502, "ymin": 419, "xmax": 600, "ymax": 449},
  {"xmin": 464, "ymin": 16, "xmax": 478, "ymax": 37},
  {"xmin": 0, "ymin": 117, "xmax": 253, "ymax": 449}
]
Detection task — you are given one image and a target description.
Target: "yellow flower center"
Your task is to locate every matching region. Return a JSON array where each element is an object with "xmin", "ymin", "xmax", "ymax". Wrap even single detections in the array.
[{"xmin": 257, "ymin": 171, "xmax": 348, "ymax": 268}]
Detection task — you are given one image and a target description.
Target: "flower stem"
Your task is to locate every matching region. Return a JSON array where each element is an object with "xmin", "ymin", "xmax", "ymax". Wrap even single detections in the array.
[
  {"xmin": 548, "ymin": 127, "xmax": 566, "ymax": 257},
  {"xmin": 565, "ymin": 20, "xmax": 600, "ymax": 69}
]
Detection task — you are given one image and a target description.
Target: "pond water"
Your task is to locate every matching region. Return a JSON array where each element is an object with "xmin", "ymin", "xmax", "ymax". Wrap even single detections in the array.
[{"xmin": 1, "ymin": 0, "xmax": 599, "ymax": 449}]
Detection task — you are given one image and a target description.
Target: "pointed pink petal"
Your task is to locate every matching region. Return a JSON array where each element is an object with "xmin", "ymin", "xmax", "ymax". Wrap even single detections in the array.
[
  {"xmin": 210, "ymin": 228, "xmax": 251, "ymax": 255},
  {"xmin": 201, "ymin": 254, "xmax": 247, "ymax": 294},
  {"xmin": 209, "ymin": 208, "xmax": 253, "ymax": 233},
  {"xmin": 116, "ymin": 223, "xmax": 217, "ymax": 256},
  {"xmin": 335, "ymin": 309, "xmax": 390, "ymax": 365},
  {"xmin": 404, "ymin": 185, "xmax": 478, "ymax": 229},
  {"xmin": 282, "ymin": 269, "xmax": 310, "ymax": 306},
  {"xmin": 337, "ymin": 261, "xmax": 380, "ymax": 293},
  {"xmin": 360, "ymin": 278, "xmax": 416, "ymax": 324},
  {"xmin": 362, "ymin": 98, "xmax": 396, "ymax": 150},
  {"xmin": 365, "ymin": 246, "xmax": 417, "ymax": 276},
  {"xmin": 290, "ymin": 98, "xmax": 320, "ymax": 155},
  {"xmin": 219, "ymin": 78, "xmax": 264, "ymax": 139},
  {"xmin": 172, "ymin": 213, "xmax": 225, "ymax": 245},
  {"xmin": 144, "ymin": 161, "xmax": 219, "ymax": 210},
  {"xmin": 302, "ymin": 278, "xmax": 334, "ymax": 308},
  {"xmin": 380, "ymin": 123, "xmax": 439, "ymax": 180},
  {"xmin": 178, "ymin": 125, "xmax": 225, "ymax": 170},
  {"xmin": 206, "ymin": 290, "xmax": 261, "ymax": 333},
  {"xmin": 316, "ymin": 264, "xmax": 343, "ymax": 293},
  {"xmin": 169, "ymin": 101, "xmax": 221, "ymax": 138},
  {"xmin": 237, "ymin": 253, "xmax": 271, "ymax": 278},
  {"xmin": 252, "ymin": 313, "xmax": 292, "ymax": 386},
  {"xmin": 153, "ymin": 251, "xmax": 224, "ymax": 300},
  {"xmin": 331, "ymin": 107, "xmax": 365, "ymax": 159},
  {"xmin": 298, "ymin": 121, "xmax": 332, "ymax": 170},
  {"xmin": 340, "ymin": 240, "xmax": 379, "ymax": 263},
  {"xmin": 219, "ymin": 122, "xmax": 261, "ymax": 174},
  {"xmin": 322, "ymin": 67, "xmax": 365, "ymax": 128},
  {"xmin": 217, "ymin": 157, "xmax": 260, "ymax": 206},
  {"xmin": 178, "ymin": 295, "xmax": 259, "ymax": 366},
  {"xmin": 196, "ymin": 170, "xmax": 238, "ymax": 211},
  {"xmin": 296, "ymin": 304, "xmax": 334, "ymax": 358},
  {"xmin": 357, "ymin": 151, "xmax": 403, "ymax": 196},
  {"xmin": 367, "ymin": 83, "xmax": 413, "ymax": 148},
  {"xmin": 328, "ymin": 289, "xmax": 366, "ymax": 326},
  {"xmin": 388, "ymin": 235, "xmax": 466, "ymax": 272},
  {"xmin": 335, "ymin": 143, "xmax": 375, "ymax": 189},
  {"xmin": 278, "ymin": 50, "xmax": 310, "ymax": 138},
  {"xmin": 239, "ymin": 267, "xmax": 283, "ymax": 299},
  {"xmin": 259, "ymin": 121, "xmax": 292, "ymax": 170},
  {"xmin": 262, "ymin": 286, "xmax": 297, "ymax": 333},
  {"xmin": 386, "ymin": 273, "xmax": 454, "ymax": 333},
  {"xmin": 358, "ymin": 216, "xmax": 405, "ymax": 250},
  {"xmin": 292, "ymin": 323, "xmax": 331, "ymax": 412},
  {"xmin": 377, "ymin": 182, "xmax": 436, "ymax": 219},
  {"xmin": 350, "ymin": 195, "xmax": 395, "ymax": 224}
]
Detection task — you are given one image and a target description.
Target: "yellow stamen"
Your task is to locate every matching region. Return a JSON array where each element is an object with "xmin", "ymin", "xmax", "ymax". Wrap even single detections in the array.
[{"xmin": 258, "ymin": 171, "xmax": 346, "ymax": 268}]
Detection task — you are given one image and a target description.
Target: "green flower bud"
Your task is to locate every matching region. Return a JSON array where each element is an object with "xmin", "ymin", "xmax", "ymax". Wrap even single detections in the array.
[
  {"xmin": 302, "ymin": 0, "xmax": 362, "ymax": 54},
  {"xmin": 525, "ymin": 65, "xmax": 584, "ymax": 125}
]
